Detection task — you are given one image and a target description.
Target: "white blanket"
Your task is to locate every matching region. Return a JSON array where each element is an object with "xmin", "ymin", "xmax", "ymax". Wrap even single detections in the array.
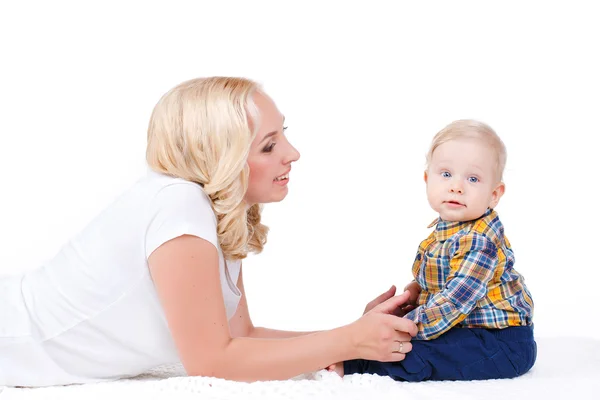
[{"xmin": 2, "ymin": 336, "xmax": 599, "ymax": 400}]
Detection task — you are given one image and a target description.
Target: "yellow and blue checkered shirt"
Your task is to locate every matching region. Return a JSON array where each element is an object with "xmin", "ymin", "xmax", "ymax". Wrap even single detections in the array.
[{"xmin": 404, "ymin": 208, "xmax": 534, "ymax": 340}]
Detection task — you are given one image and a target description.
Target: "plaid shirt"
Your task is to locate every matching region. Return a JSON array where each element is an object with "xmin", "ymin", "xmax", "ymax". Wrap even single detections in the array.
[{"xmin": 404, "ymin": 208, "xmax": 534, "ymax": 340}]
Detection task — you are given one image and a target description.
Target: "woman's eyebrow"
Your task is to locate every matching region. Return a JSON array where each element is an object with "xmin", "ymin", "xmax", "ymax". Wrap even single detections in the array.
[
  {"xmin": 259, "ymin": 131, "xmax": 278, "ymax": 144},
  {"xmin": 259, "ymin": 116, "xmax": 286, "ymax": 144}
]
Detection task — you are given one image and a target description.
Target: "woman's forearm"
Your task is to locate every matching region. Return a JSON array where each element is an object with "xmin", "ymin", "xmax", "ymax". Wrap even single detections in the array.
[
  {"xmin": 206, "ymin": 325, "xmax": 355, "ymax": 382},
  {"xmin": 249, "ymin": 327, "xmax": 319, "ymax": 339}
]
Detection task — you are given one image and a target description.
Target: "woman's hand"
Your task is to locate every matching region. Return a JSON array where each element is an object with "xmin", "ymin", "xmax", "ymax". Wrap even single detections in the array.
[
  {"xmin": 392, "ymin": 280, "xmax": 422, "ymax": 317},
  {"xmin": 363, "ymin": 285, "xmax": 397, "ymax": 315},
  {"xmin": 349, "ymin": 291, "xmax": 418, "ymax": 362}
]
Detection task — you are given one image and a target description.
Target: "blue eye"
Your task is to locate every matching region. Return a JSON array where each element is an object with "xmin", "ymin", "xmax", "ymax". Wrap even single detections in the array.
[
  {"xmin": 441, "ymin": 171, "xmax": 451, "ymax": 178},
  {"xmin": 468, "ymin": 176, "xmax": 479, "ymax": 183}
]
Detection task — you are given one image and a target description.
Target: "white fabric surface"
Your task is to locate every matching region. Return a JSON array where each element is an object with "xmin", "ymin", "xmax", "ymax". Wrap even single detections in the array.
[{"xmin": 1, "ymin": 336, "xmax": 598, "ymax": 400}]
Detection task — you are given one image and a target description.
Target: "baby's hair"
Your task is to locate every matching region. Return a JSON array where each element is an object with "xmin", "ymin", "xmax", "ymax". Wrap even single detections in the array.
[{"xmin": 426, "ymin": 119, "xmax": 507, "ymax": 181}]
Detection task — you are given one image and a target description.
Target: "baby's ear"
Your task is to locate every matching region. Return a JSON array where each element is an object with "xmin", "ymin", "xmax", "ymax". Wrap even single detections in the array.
[{"xmin": 490, "ymin": 182, "xmax": 505, "ymax": 208}]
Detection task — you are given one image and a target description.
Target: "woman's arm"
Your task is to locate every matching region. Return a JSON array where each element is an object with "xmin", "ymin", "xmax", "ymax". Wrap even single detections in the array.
[
  {"xmin": 149, "ymin": 234, "xmax": 417, "ymax": 382},
  {"xmin": 232, "ymin": 269, "xmax": 408, "ymax": 339},
  {"xmin": 249, "ymin": 327, "xmax": 317, "ymax": 339},
  {"xmin": 229, "ymin": 266, "xmax": 318, "ymax": 339}
]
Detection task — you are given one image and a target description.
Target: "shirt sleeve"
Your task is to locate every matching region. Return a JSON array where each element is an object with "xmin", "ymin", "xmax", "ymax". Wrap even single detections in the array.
[
  {"xmin": 403, "ymin": 232, "xmax": 498, "ymax": 340},
  {"xmin": 144, "ymin": 182, "xmax": 219, "ymax": 259}
]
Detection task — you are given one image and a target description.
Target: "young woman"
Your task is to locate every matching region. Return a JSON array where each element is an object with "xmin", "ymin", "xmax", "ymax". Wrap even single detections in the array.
[{"xmin": 0, "ymin": 77, "xmax": 417, "ymax": 387}]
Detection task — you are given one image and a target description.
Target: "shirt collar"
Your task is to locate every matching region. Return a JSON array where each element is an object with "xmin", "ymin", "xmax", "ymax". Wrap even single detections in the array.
[{"xmin": 427, "ymin": 208, "xmax": 494, "ymax": 242}]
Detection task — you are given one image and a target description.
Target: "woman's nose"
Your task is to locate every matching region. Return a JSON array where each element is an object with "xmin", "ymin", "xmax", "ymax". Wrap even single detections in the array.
[{"xmin": 283, "ymin": 141, "xmax": 300, "ymax": 164}]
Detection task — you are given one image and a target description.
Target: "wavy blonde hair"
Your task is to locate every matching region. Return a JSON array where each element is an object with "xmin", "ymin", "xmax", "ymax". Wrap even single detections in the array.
[
  {"xmin": 426, "ymin": 119, "xmax": 507, "ymax": 181},
  {"xmin": 146, "ymin": 76, "xmax": 269, "ymax": 260}
]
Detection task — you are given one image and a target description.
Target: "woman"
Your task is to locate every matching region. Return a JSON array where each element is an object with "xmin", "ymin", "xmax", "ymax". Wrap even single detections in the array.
[{"xmin": 0, "ymin": 77, "xmax": 417, "ymax": 387}]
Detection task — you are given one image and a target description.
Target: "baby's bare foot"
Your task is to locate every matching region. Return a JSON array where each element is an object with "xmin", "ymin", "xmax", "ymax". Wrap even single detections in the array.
[
  {"xmin": 334, "ymin": 362, "xmax": 344, "ymax": 377},
  {"xmin": 326, "ymin": 363, "xmax": 345, "ymax": 377}
]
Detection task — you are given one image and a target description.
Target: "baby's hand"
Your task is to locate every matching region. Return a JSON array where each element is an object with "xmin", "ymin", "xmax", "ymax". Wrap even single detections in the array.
[
  {"xmin": 326, "ymin": 362, "xmax": 345, "ymax": 377},
  {"xmin": 404, "ymin": 280, "xmax": 421, "ymax": 306},
  {"xmin": 391, "ymin": 281, "xmax": 421, "ymax": 317}
]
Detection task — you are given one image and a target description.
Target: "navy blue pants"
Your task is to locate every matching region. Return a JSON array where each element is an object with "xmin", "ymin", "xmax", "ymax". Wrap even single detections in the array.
[{"xmin": 344, "ymin": 325, "xmax": 536, "ymax": 382}]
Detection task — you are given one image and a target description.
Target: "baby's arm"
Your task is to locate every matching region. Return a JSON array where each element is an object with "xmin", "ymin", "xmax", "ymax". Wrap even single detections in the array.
[{"xmin": 403, "ymin": 232, "xmax": 497, "ymax": 340}]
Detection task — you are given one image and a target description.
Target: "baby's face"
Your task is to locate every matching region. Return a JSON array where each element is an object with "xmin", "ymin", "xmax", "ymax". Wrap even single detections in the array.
[{"xmin": 425, "ymin": 138, "xmax": 504, "ymax": 222}]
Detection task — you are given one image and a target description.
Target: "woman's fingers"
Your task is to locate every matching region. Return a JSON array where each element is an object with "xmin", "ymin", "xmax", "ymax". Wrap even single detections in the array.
[
  {"xmin": 392, "ymin": 304, "xmax": 416, "ymax": 318},
  {"xmin": 364, "ymin": 285, "xmax": 397, "ymax": 314},
  {"xmin": 389, "ymin": 314, "xmax": 419, "ymax": 337},
  {"xmin": 395, "ymin": 332, "xmax": 413, "ymax": 342},
  {"xmin": 374, "ymin": 291, "xmax": 412, "ymax": 314},
  {"xmin": 373, "ymin": 285, "xmax": 397, "ymax": 304},
  {"xmin": 354, "ymin": 302, "xmax": 419, "ymax": 362},
  {"xmin": 390, "ymin": 340, "xmax": 412, "ymax": 354},
  {"xmin": 382, "ymin": 340, "xmax": 413, "ymax": 362}
]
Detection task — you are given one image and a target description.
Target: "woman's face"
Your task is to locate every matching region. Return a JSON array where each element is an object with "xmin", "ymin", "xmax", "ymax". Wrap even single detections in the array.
[{"xmin": 244, "ymin": 92, "xmax": 300, "ymax": 205}]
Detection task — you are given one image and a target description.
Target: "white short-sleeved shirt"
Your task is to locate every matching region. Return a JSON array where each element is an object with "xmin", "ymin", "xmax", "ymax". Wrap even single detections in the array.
[{"xmin": 0, "ymin": 170, "xmax": 242, "ymax": 387}]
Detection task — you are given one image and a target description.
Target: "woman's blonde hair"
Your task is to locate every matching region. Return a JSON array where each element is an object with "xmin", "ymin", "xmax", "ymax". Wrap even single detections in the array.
[
  {"xmin": 426, "ymin": 119, "xmax": 507, "ymax": 181},
  {"xmin": 146, "ymin": 76, "xmax": 268, "ymax": 260}
]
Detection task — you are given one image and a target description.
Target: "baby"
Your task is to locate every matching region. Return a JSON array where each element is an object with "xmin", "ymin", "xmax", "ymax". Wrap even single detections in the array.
[{"xmin": 331, "ymin": 119, "xmax": 536, "ymax": 381}]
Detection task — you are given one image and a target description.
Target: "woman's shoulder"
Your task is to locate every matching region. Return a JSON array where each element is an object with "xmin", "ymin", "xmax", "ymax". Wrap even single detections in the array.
[
  {"xmin": 143, "ymin": 169, "xmax": 212, "ymax": 210},
  {"xmin": 141, "ymin": 169, "xmax": 219, "ymax": 258}
]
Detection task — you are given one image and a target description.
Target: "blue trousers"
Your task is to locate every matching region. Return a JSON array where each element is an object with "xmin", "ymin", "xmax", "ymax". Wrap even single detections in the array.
[{"xmin": 344, "ymin": 325, "xmax": 537, "ymax": 382}]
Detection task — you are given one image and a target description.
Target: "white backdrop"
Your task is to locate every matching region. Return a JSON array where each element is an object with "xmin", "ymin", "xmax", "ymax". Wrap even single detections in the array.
[{"xmin": 1, "ymin": 1, "xmax": 598, "ymax": 340}]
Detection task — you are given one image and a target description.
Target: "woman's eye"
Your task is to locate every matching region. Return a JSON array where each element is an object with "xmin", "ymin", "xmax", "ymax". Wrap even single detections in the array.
[
  {"xmin": 441, "ymin": 171, "xmax": 451, "ymax": 178},
  {"xmin": 263, "ymin": 143, "xmax": 276, "ymax": 153},
  {"xmin": 468, "ymin": 176, "xmax": 479, "ymax": 183}
]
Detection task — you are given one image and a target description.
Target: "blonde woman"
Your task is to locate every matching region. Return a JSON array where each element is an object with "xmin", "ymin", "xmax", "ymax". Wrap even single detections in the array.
[{"xmin": 0, "ymin": 77, "xmax": 417, "ymax": 387}]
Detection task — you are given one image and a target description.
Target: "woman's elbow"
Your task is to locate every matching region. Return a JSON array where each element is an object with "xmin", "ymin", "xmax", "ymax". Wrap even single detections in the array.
[
  {"xmin": 180, "ymin": 345, "xmax": 232, "ymax": 380},
  {"xmin": 185, "ymin": 361, "xmax": 227, "ymax": 380}
]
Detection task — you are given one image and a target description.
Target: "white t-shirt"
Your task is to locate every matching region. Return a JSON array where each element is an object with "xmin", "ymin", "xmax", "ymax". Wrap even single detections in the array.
[{"xmin": 0, "ymin": 170, "xmax": 242, "ymax": 387}]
